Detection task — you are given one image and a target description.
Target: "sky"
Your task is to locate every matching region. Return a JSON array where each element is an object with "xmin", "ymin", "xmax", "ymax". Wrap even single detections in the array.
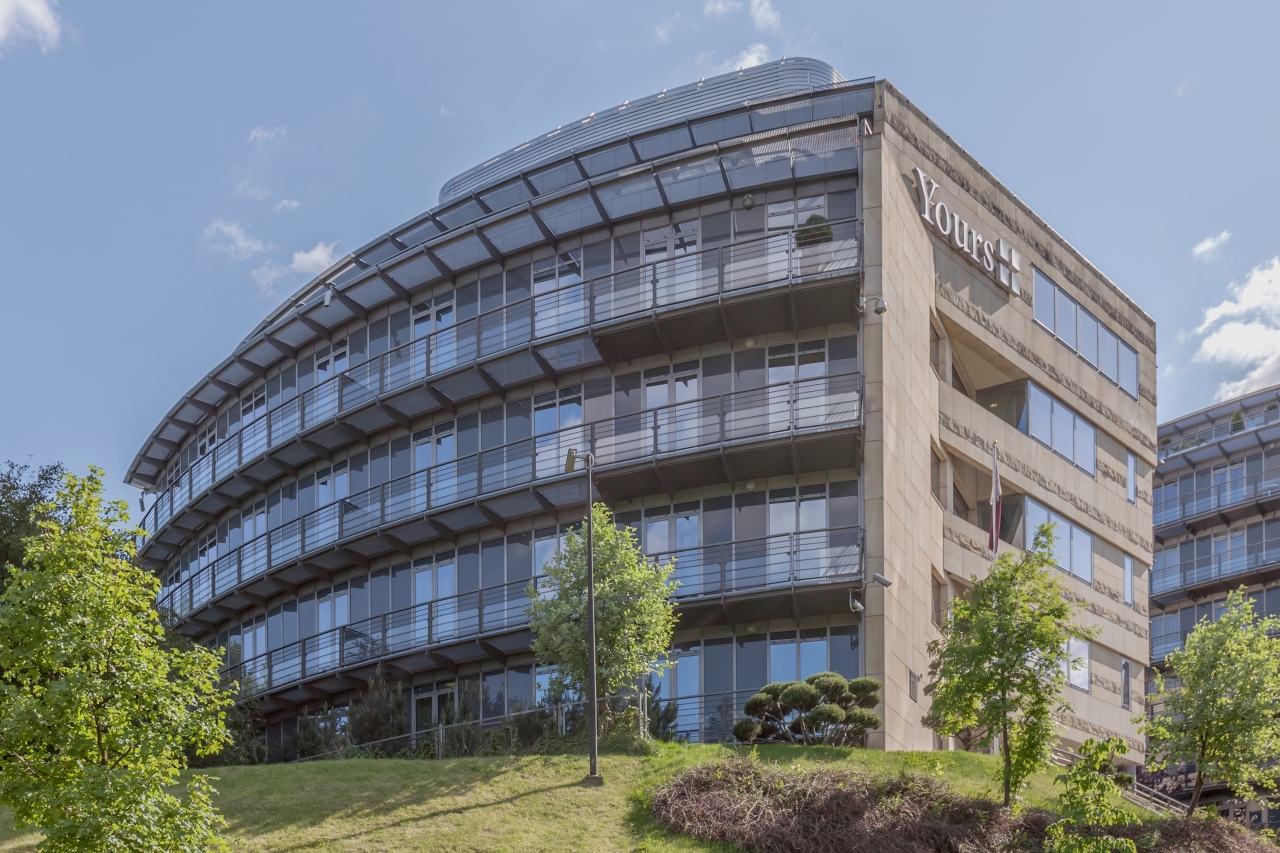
[{"xmin": 1, "ymin": 0, "xmax": 1278, "ymax": 507}]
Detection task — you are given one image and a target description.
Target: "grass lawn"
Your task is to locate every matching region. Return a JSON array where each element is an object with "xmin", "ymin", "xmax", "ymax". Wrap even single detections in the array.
[{"xmin": 0, "ymin": 745, "xmax": 1139, "ymax": 852}]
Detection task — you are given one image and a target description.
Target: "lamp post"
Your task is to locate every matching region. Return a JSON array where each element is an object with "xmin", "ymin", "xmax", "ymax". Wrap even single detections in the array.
[{"xmin": 565, "ymin": 447, "xmax": 602, "ymax": 784}]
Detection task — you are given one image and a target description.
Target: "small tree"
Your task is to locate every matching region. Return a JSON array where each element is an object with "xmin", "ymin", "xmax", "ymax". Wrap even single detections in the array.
[
  {"xmin": 733, "ymin": 672, "xmax": 881, "ymax": 746},
  {"xmin": 1046, "ymin": 737, "xmax": 1137, "ymax": 853},
  {"xmin": 0, "ymin": 469, "xmax": 233, "ymax": 852},
  {"xmin": 924, "ymin": 523, "xmax": 1093, "ymax": 807},
  {"xmin": 527, "ymin": 503, "xmax": 679, "ymax": 701},
  {"xmin": 1143, "ymin": 587, "xmax": 1280, "ymax": 814},
  {"xmin": 0, "ymin": 459, "xmax": 64, "ymax": 592}
]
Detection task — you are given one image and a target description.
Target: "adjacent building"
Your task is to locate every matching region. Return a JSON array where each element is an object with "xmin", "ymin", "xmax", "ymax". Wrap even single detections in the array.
[
  {"xmin": 128, "ymin": 58, "xmax": 1155, "ymax": 760},
  {"xmin": 1145, "ymin": 386, "xmax": 1280, "ymax": 822}
]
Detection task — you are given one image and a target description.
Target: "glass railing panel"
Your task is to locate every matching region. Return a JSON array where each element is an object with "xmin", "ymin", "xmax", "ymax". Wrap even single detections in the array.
[
  {"xmin": 591, "ymin": 268, "xmax": 648, "ymax": 323},
  {"xmin": 270, "ymin": 519, "xmax": 303, "ymax": 568},
  {"xmin": 533, "ymin": 285, "xmax": 587, "ymax": 338},
  {"xmin": 240, "ymin": 535, "xmax": 269, "ymax": 584},
  {"xmin": 269, "ymin": 398, "xmax": 301, "ymax": 448},
  {"xmin": 341, "ymin": 362, "xmax": 380, "ymax": 412},
  {"xmin": 303, "ymin": 379, "xmax": 339, "ymax": 428},
  {"xmin": 240, "ymin": 417, "xmax": 268, "ymax": 462},
  {"xmin": 304, "ymin": 503, "xmax": 340, "ymax": 552},
  {"xmin": 479, "ymin": 301, "xmax": 532, "ymax": 357},
  {"xmin": 213, "ymin": 551, "xmax": 239, "ymax": 599},
  {"xmin": 384, "ymin": 470, "xmax": 427, "ymax": 523},
  {"xmin": 342, "ymin": 617, "xmax": 387, "ymax": 667},
  {"xmin": 339, "ymin": 490, "xmax": 382, "ymax": 540},
  {"xmin": 310, "ymin": 630, "xmax": 340, "ymax": 675},
  {"xmin": 533, "ymin": 428, "xmax": 582, "ymax": 479},
  {"xmin": 480, "ymin": 439, "xmax": 533, "ymax": 494},
  {"xmin": 190, "ymin": 454, "xmax": 213, "ymax": 496},
  {"xmin": 270, "ymin": 644, "xmax": 303, "ymax": 686},
  {"xmin": 215, "ymin": 438, "xmax": 239, "ymax": 480},
  {"xmin": 384, "ymin": 338, "xmax": 429, "ymax": 393}
]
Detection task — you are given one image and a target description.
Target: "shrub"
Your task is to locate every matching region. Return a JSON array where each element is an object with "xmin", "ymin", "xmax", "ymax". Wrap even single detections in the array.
[{"xmin": 734, "ymin": 672, "xmax": 881, "ymax": 746}]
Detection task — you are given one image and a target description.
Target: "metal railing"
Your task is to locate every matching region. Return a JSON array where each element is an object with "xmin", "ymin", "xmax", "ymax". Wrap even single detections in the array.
[
  {"xmin": 1150, "ymin": 540, "xmax": 1280, "ymax": 597},
  {"xmin": 1051, "ymin": 747, "xmax": 1183, "ymax": 816},
  {"xmin": 1153, "ymin": 472, "xmax": 1280, "ymax": 528},
  {"xmin": 1159, "ymin": 409, "xmax": 1280, "ymax": 462},
  {"xmin": 221, "ymin": 527, "xmax": 862, "ymax": 699},
  {"xmin": 156, "ymin": 371, "xmax": 863, "ymax": 621},
  {"xmin": 142, "ymin": 218, "xmax": 861, "ymax": 545}
]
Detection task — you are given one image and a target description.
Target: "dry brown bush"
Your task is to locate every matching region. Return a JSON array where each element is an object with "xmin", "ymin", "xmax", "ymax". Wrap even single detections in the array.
[{"xmin": 649, "ymin": 756, "xmax": 1278, "ymax": 853}]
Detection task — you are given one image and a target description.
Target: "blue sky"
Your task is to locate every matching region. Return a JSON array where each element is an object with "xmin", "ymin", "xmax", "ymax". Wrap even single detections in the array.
[{"xmin": 1, "ymin": 0, "xmax": 1278, "ymax": 506}]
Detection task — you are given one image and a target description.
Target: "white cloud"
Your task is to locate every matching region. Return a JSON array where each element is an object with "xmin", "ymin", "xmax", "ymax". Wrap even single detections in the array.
[
  {"xmin": 274, "ymin": 199, "xmax": 299, "ymax": 213},
  {"xmin": 247, "ymin": 125, "xmax": 287, "ymax": 155},
  {"xmin": 721, "ymin": 43, "xmax": 769, "ymax": 73},
  {"xmin": 0, "ymin": 0, "xmax": 61, "ymax": 55},
  {"xmin": 704, "ymin": 0, "xmax": 741, "ymax": 16},
  {"xmin": 235, "ymin": 178, "xmax": 269, "ymax": 201},
  {"xmin": 251, "ymin": 260, "xmax": 290, "ymax": 299},
  {"xmin": 1192, "ymin": 230, "xmax": 1231, "ymax": 258},
  {"xmin": 290, "ymin": 241, "xmax": 339, "ymax": 275},
  {"xmin": 439, "ymin": 106, "xmax": 451, "ymax": 115},
  {"xmin": 1192, "ymin": 257, "xmax": 1280, "ymax": 399},
  {"xmin": 749, "ymin": 0, "xmax": 780, "ymax": 32},
  {"xmin": 654, "ymin": 12, "xmax": 679, "ymax": 43},
  {"xmin": 203, "ymin": 219, "xmax": 266, "ymax": 262}
]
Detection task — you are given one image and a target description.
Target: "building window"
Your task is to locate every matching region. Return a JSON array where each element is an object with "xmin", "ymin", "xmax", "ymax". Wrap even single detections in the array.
[
  {"xmin": 1126, "ymin": 451, "xmax": 1137, "ymax": 504},
  {"xmin": 931, "ymin": 575, "xmax": 945, "ymax": 627},
  {"xmin": 929, "ymin": 325, "xmax": 943, "ymax": 380},
  {"xmin": 1120, "ymin": 658, "xmax": 1131, "ymax": 710},
  {"xmin": 1064, "ymin": 637, "xmax": 1090, "ymax": 691},
  {"xmin": 975, "ymin": 381, "xmax": 1096, "ymax": 477},
  {"xmin": 1033, "ymin": 267, "xmax": 1139, "ymax": 399},
  {"xmin": 1124, "ymin": 555, "xmax": 1134, "ymax": 607},
  {"xmin": 930, "ymin": 450, "xmax": 945, "ymax": 508},
  {"xmin": 952, "ymin": 485, "xmax": 969, "ymax": 519},
  {"xmin": 1025, "ymin": 497, "xmax": 1093, "ymax": 584},
  {"xmin": 909, "ymin": 669, "xmax": 919, "ymax": 702}
]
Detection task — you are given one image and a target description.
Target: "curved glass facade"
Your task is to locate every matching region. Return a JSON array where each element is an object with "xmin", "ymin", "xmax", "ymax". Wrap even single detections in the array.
[{"xmin": 128, "ymin": 59, "xmax": 872, "ymax": 752}]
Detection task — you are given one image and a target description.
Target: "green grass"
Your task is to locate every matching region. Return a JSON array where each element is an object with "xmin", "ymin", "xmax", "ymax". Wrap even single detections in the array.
[{"xmin": 0, "ymin": 745, "xmax": 1139, "ymax": 852}]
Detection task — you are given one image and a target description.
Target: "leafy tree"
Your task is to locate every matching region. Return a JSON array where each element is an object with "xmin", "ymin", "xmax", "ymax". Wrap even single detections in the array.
[
  {"xmin": 923, "ymin": 523, "xmax": 1093, "ymax": 807},
  {"xmin": 0, "ymin": 459, "xmax": 64, "ymax": 591},
  {"xmin": 1046, "ymin": 736, "xmax": 1137, "ymax": 853},
  {"xmin": 526, "ymin": 503, "xmax": 679, "ymax": 700},
  {"xmin": 0, "ymin": 468, "xmax": 233, "ymax": 852},
  {"xmin": 1142, "ymin": 587, "xmax": 1280, "ymax": 814},
  {"xmin": 732, "ymin": 672, "xmax": 881, "ymax": 746}
]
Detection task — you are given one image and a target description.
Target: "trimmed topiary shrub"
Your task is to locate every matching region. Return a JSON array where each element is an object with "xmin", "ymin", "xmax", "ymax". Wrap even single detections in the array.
[{"xmin": 733, "ymin": 672, "xmax": 881, "ymax": 746}]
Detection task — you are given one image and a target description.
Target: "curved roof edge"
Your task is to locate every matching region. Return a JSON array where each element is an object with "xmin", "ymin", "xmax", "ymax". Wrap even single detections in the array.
[
  {"xmin": 437, "ymin": 57, "xmax": 846, "ymax": 205},
  {"xmin": 1158, "ymin": 381, "xmax": 1280, "ymax": 438}
]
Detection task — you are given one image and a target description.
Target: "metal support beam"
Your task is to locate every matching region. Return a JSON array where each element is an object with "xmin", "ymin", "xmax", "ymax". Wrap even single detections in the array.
[
  {"xmin": 519, "ymin": 171, "xmax": 540, "ymax": 198},
  {"xmin": 585, "ymin": 184, "xmax": 612, "ymax": 228},
  {"xmin": 530, "ymin": 347, "xmax": 558, "ymax": 383},
  {"xmin": 375, "ymin": 268, "xmax": 412, "ymax": 301},
  {"xmin": 569, "ymin": 150, "xmax": 590, "ymax": 181},
  {"xmin": 376, "ymin": 400, "xmax": 412, "ymax": 430},
  {"xmin": 471, "ymin": 191, "xmax": 493, "ymax": 215},
  {"xmin": 332, "ymin": 289, "xmax": 369, "ymax": 322},
  {"xmin": 475, "ymin": 365, "xmax": 504, "ymax": 396},
  {"xmin": 650, "ymin": 165, "xmax": 672, "ymax": 215},
  {"xmin": 427, "ymin": 386, "xmax": 457, "ymax": 414},
  {"xmin": 387, "ymin": 232, "xmax": 408, "ymax": 251},
  {"xmin": 526, "ymin": 204, "xmax": 557, "ymax": 246},
  {"xmin": 478, "ymin": 504, "xmax": 505, "ymax": 528},
  {"xmin": 479, "ymin": 640, "xmax": 508, "ymax": 665},
  {"xmin": 473, "ymin": 225, "xmax": 503, "ymax": 263},
  {"xmin": 380, "ymin": 532, "xmax": 413, "ymax": 556},
  {"xmin": 208, "ymin": 377, "xmax": 240, "ymax": 396},
  {"xmin": 429, "ymin": 651, "xmax": 458, "ymax": 674},
  {"xmin": 264, "ymin": 334, "xmax": 297, "ymax": 360},
  {"xmin": 183, "ymin": 396, "xmax": 218, "ymax": 417},
  {"xmin": 233, "ymin": 355, "xmax": 267, "ymax": 379}
]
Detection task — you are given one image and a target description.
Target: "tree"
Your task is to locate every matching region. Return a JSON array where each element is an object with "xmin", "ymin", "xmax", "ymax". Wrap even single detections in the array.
[
  {"xmin": 1045, "ymin": 737, "xmax": 1137, "ymax": 853},
  {"xmin": 0, "ymin": 468, "xmax": 233, "ymax": 853},
  {"xmin": 526, "ymin": 503, "xmax": 679, "ymax": 701},
  {"xmin": 732, "ymin": 672, "xmax": 881, "ymax": 746},
  {"xmin": 1142, "ymin": 587, "xmax": 1280, "ymax": 815},
  {"xmin": 0, "ymin": 459, "xmax": 64, "ymax": 591},
  {"xmin": 923, "ymin": 523, "xmax": 1093, "ymax": 807}
]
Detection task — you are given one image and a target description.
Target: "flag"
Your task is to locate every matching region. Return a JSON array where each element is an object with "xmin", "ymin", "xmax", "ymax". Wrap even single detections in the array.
[{"xmin": 989, "ymin": 441, "xmax": 1002, "ymax": 553}]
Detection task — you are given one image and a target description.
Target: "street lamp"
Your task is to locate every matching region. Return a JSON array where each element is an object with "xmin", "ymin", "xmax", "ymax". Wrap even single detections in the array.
[{"xmin": 565, "ymin": 447, "xmax": 602, "ymax": 785}]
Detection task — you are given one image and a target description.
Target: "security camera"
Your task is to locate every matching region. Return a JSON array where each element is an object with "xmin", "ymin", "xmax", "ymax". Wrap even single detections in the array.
[
  {"xmin": 859, "ymin": 296, "xmax": 888, "ymax": 316},
  {"xmin": 872, "ymin": 573, "xmax": 893, "ymax": 588}
]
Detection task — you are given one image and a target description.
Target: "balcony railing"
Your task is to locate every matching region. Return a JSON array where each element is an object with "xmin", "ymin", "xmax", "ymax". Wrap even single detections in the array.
[
  {"xmin": 141, "ymin": 218, "xmax": 861, "ymax": 546},
  {"xmin": 1150, "ymin": 540, "xmax": 1280, "ymax": 598},
  {"xmin": 223, "ymin": 526, "xmax": 862, "ymax": 699},
  {"xmin": 1153, "ymin": 472, "xmax": 1280, "ymax": 529},
  {"xmin": 157, "ymin": 372, "xmax": 864, "ymax": 621},
  {"xmin": 1158, "ymin": 408, "xmax": 1280, "ymax": 462}
]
